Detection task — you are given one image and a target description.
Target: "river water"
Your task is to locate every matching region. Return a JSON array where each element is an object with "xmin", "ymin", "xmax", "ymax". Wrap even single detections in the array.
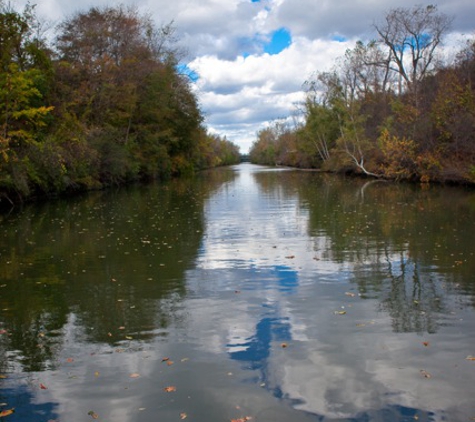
[{"xmin": 1, "ymin": 163, "xmax": 474, "ymax": 422}]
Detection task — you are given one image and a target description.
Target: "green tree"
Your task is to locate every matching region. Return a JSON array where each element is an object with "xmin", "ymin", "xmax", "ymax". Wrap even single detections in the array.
[{"xmin": 0, "ymin": 2, "xmax": 54, "ymax": 199}]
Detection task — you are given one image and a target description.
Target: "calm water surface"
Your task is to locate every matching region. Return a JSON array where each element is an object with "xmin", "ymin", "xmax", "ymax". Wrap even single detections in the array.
[{"xmin": 1, "ymin": 163, "xmax": 475, "ymax": 422}]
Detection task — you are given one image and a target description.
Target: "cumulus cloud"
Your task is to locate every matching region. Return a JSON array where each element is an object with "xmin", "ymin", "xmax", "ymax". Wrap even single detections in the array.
[
  {"xmin": 15, "ymin": 0, "xmax": 475, "ymax": 151},
  {"xmin": 189, "ymin": 37, "xmax": 352, "ymax": 150}
]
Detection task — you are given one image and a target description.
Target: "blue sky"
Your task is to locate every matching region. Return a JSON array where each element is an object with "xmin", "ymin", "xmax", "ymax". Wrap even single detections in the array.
[
  {"xmin": 16, "ymin": 0, "xmax": 475, "ymax": 152},
  {"xmin": 264, "ymin": 28, "xmax": 292, "ymax": 55}
]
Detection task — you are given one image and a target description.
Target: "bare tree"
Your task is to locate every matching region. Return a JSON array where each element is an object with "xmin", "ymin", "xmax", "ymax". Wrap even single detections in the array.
[
  {"xmin": 340, "ymin": 40, "xmax": 395, "ymax": 98},
  {"xmin": 374, "ymin": 5, "xmax": 452, "ymax": 95}
]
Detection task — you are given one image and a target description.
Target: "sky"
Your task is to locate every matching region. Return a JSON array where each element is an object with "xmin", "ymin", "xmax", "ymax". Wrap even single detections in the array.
[{"xmin": 16, "ymin": 0, "xmax": 475, "ymax": 152}]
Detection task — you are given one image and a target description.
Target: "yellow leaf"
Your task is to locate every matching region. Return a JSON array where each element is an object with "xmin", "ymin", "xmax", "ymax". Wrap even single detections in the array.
[
  {"xmin": 88, "ymin": 410, "xmax": 99, "ymax": 419},
  {"xmin": 0, "ymin": 409, "xmax": 15, "ymax": 418}
]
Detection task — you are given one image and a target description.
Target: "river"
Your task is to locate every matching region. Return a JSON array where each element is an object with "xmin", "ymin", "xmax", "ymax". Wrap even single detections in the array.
[{"xmin": 1, "ymin": 163, "xmax": 474, "ymax": 421}]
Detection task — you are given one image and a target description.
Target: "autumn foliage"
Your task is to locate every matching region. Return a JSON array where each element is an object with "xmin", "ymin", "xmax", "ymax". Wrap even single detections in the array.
[
  {"xmin": 0, "ymin": 3, "xmax": 240, "ymax": 204},
  {"xmin": 250, "ymin": 5, "xmax": 475, "ymax": 185}
]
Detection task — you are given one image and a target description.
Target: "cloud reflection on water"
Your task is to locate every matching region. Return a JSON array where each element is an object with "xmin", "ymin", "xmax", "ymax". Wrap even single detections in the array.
[
  {"xmin": 2, "ymin": 164, "xmax": 475, "ymax": 422},
  {"xmin": 185, "ymin": 163, "xmax": 475, "ymax": 421}
]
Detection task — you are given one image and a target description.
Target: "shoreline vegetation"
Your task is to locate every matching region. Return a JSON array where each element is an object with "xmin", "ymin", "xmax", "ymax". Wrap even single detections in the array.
[
  {"xmin": 0, "ymin": 3, "xmax": 240, "ymax": 207},
  {"xmin": 249, "ymin": 5, "xmax": 475, "ymax": 186},
  {"xmin": 1, "ymin": 4, "xmax": 474, "ymax": 210}
]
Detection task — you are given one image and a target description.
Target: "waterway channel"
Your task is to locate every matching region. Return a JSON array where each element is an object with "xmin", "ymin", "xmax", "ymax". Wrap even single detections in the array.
[{"xmin": 1, "ymin": 163, "xmax": 474, "ymax": 421}]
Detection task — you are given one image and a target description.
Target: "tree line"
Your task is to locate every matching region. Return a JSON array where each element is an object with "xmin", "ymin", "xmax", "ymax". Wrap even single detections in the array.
[
  {"xmin": 250, "ymin": 5, "xmax": 475, "ymax": 184},
  {"xmin": 0, "ymin": 2, "xmax": 240, "ymax": 204}
]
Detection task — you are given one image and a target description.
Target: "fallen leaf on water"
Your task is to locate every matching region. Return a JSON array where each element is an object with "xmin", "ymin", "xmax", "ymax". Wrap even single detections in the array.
[
  {"xmin": 94, "ymin": 371, "xmax": 100, "ymax": 377},
  {"xmin": 181, "ymin": 358, "xmax": 189, "ymax": 362},
  {"xmin": 40, "ymin": 383, "xmax": 48, "ymax": 389},
  {"xmin": 129, "ymin": 373, "xmax": 140, "ymax": 378},
  {"xmin": 0, "ymin": 409, "xmax": 15, "ymax": 418},
  {"xmin": 285, "ymin": 255, "xmax": 295, "ymax": 259},
  {"xmin": 161, "ymin": 357, "xmax": 170, "ymax": 362},
  {"xmin": 420, "ymin": 370, "xmax": 431, "ymax": 378},
  {"xmin": 164, "ymin": 386, "xmax": 176, "ymax": 392},
  {"xmin": 66, "ymin": 358, "xmax": 74, "ymax": 363},
  {"xmin": 231, "ymin": 417, "xmax": 252, "ymax": 422},
  {"xmin": 0, "ymin": 375, "xmax": 7, "ymax": 379},
  {"xmin": 281, "ymin": 343, "xmax": 288, "ymax": 348},
  {"xmin": 180, "ymin": 412, "xmax": 187, "ymax": 419},
  {"xmin": 422, "ymin": 342, "xmax": 429, "ymax": 347},
  {"xmin": 125, "ymin": 336, "xmax": 133, "ymax": 340},
  {"xmin": 88, "ymin": 410, "xmax": 99, "ymax": 419},
  {"xmin": 335, "ymin": 311, "xmax": 347, "ymax": 315},
  {"xmin": 466, "ymin": 355, "xmax": 475, "ymax": 361},
  {"xmin": 345, "ymin": 292, "xmax": 355, "ymax": 297},
  {"xmin": 167, "ymin": 361, "xmax": 174, "ymax": 366}
]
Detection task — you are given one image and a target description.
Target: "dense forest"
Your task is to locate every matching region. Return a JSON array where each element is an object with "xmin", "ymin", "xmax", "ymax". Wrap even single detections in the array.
[
  {"xmin": 0, "ymin": 2, "xmax": 240, "ymax": 204},
  {"xmin": 250, "ymin": 5, "xmax": 475, "ymax": 184}
]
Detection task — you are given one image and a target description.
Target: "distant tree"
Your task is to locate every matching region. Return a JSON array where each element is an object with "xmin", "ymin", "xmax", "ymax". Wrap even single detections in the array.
[{"xmin": 249, "ymin": 127, "xmax": 277, "ymax": 166}]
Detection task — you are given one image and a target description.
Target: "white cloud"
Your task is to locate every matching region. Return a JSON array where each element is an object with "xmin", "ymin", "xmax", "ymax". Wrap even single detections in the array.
[
  {"xmin": 15, "ymin": 0, "xmax": 475, "ymax": 152},
  {"xmin": 190, "ymin": 37, "xmax": 352, "ymax": 150}
]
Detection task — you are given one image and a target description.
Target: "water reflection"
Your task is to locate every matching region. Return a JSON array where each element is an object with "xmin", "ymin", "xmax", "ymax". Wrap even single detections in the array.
[
  {"xmin": 1, "ymin": 164, "xmax": 475, "ymax": 421},
  {"xmin": 188, "ymin": 164, "xmax": 475, "ymax": 420},
  {"xmin": 0, "ymin": 170, "xmax": 236, "ymax": 373},
  {"xmin": 1, "ymin": 385, "xmax": 59, "ymax": 422}
]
